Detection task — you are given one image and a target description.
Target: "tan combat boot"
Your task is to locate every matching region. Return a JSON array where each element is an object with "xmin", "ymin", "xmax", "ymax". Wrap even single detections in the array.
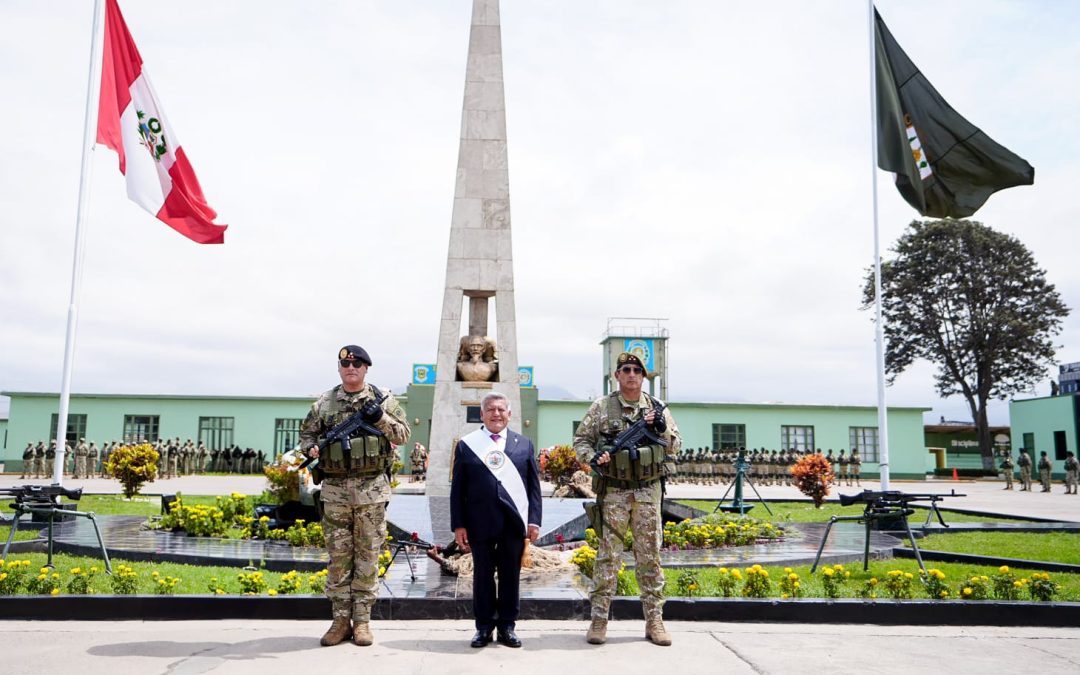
[
  {"xmin": 353, "ymin": 622, "xmax": 374, "ymax": 646},
  {"xmin": 320, "ymin": 618, "xmax": 352, "ymax": 646},
  {"xmin": 585, "ymin": 617, "xmax": 607, "ymax": 644},
  {"xmin": 645, "ymin": 617, "xmax": 672, "ymax": 646}
]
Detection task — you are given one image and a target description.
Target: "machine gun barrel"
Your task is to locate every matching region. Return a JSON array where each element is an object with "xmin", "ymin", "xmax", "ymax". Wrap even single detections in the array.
[
  {"xmin": 838, "ymin": 488, "xmax": 965, "ymax": 507},
  {"xmin": 0, "ymin": 484, "xmax": 83, "ymax": 504}
]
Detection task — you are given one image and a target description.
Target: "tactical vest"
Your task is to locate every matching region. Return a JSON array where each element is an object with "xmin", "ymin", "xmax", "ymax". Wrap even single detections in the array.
[
  {"xmin": 594, "ymin": 393, "xmax": 665, "ymax": 487},
  {"xmin": 318, "ymin": 387, "xmax": 393, "ymax": 478}
]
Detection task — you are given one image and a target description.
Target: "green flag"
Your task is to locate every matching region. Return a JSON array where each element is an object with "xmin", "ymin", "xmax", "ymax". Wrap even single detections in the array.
[{"xmin": 875, "ymin": 9, "xmax": 1034, "ymax": 218}]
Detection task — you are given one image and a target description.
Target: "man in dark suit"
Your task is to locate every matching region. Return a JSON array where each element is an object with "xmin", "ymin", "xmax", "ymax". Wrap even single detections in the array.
[{"xmin": 450, "ymin": 391, "xmax": 542, "ymax": 649}]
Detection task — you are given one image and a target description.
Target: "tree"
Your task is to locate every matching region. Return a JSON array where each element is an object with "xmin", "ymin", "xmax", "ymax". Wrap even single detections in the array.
[{"xmin": 863, "ymin": 219, "xmax": 1068, "ymax": 470}]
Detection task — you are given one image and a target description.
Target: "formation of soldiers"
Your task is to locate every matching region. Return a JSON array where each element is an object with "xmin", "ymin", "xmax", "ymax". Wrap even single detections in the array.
[
  {"xmin": 1004, "ymin": 449, "xmax": 1077, "ymax": 494},
  {"xmin": 670, "ymin": 447, "xmax": 862, "ymax": 487},
  {"xmin": 18, "ymin": 437, "xmax": 268, "ymax": 479}
]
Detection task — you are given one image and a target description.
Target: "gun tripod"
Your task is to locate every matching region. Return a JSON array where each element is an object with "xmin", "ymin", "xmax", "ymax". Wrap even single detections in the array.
[
  {"xmin": 809, "ymin": 505, "xmax": 925, "ymax": 575},
  {"xmin": 382, "ymin": 539, "xmax": 439, "ymax": 582},
  {"xmin": 2, "ymin": 498, "xmax": 112, "ymax": 574},
  {"xmin": 713, "ymin": 449, "xmax": 774, "ymax": 517}
]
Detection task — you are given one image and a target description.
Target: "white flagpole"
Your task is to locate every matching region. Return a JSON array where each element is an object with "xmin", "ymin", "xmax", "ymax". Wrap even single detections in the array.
[
  {"xmin": 53, "ymin": 0, "xmax": 106, "ymax": 485},
  {"xmin": 867, "ymin": 0, "xmax": 890, "ymax": 490}
]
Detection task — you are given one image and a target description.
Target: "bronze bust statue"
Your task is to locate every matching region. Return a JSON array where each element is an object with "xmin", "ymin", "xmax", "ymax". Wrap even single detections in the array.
[{"xmin": 456, "ymin": 334, "xmax": 498, "ymax": 382}]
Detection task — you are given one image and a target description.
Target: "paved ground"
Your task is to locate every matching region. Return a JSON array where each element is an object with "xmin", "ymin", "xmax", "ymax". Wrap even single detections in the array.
[
  {"xmin": 3, "ymin": 619, "xmax": 1078, "ymax": 675},
  {"xmin": 3, "ymin": 474, "xmax": 1078, "ymax": 521}
]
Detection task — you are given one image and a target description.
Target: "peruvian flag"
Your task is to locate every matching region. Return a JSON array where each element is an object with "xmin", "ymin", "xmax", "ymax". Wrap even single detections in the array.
[{"xmin": 96, "ymin": 0, "xmax": 226, "ymax": 244}]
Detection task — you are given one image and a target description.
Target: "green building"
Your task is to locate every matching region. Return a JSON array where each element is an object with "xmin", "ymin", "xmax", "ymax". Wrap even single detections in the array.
[
  {"xmin": 1009, "ymin": 394, "xmax": 1077, "ymax": 478},
  {"xmin": 1, "ymin": 390, "xmax": 929, "ymax": 479}
]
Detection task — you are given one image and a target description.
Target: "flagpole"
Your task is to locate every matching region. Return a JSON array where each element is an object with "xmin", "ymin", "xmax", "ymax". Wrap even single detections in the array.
[
  {"xmin": 867, "ymin": 0, "xmax": 890, "ymax": 490},
  {"xmin": 53, "ymin": 0, "xmax": 106, "ymax": 485}
]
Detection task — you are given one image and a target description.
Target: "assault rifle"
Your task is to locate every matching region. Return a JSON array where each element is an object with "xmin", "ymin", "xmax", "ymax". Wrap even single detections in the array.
[
  {"xmin": 810, "ymin": 489, "xmax": 965, "ymax": 575},
  {"xmin": 1, "ymin": 484, "xmax": 112, "ymax": 573},
  {"xmin": 298, "ymin": 386, "xmax": 389, "ymax": 473}
]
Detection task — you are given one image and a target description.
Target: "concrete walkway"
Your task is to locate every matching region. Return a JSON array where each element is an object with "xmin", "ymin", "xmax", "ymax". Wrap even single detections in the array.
[
  {"xmin": 3, "ymin": 619, "xmax": 1077, "ymax": 675},
  {"xmin": 4, "ymin": 474, "xmax": 1078, "ymax": 521}
]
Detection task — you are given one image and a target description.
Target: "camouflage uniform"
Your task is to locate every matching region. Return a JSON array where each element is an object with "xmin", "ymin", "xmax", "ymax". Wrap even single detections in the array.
[
  {"xmin": 300, "ymin": 382, "xmax": 410, "ymax": 624},
  {"xmin": 573, "ymin": 392, "xmax": 681, "ymax": 623},
  {"xmin": 74, "ymin": 440, "xmax": 89, "ymax": 478},
  {"xmin": 1064, "ymin": 454, "xmax": 1078, "ymax": 494},
  {"xmin": 1000, "ymin": 454, "xmax": 1014, "ymax": 490},
  {"xmin": 1018, "ymin": 451, "xmax": 1032, "ymax": 491}
]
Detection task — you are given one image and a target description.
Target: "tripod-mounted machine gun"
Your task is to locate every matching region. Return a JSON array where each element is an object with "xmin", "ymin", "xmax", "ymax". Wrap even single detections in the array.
[
  {"xmin": 1, "ymin": 484, "xmax": 112, "ymax": 573},
  {"xmin": 809, "ymin": 489, "xmax": 965, "ymax": 575}
]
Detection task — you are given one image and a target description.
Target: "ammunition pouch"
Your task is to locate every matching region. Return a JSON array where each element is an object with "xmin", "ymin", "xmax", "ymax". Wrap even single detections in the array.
[
  {"xmin": 317, "ymin": 433, "xmax": 392, "ymax": 478},
  {"xmin": 594, "ymin": 443, "xmax": 665, "ymax": 484}
]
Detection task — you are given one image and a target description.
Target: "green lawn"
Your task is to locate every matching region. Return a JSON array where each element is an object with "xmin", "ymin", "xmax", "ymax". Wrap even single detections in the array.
[
  {"xmin": 1, "ymin": 493, "xmax": 229, "ymax": 517},
  {"xmin": 677, "ymin": 500, "xmax": 1018, "ymax": 524},
  {"xmin": 0, "ymin": 525, "xmax": 40, "ymax": 542},
  {"xmin": 910, "ymin": 532, "xmax": 1080, "ymax": 566}
]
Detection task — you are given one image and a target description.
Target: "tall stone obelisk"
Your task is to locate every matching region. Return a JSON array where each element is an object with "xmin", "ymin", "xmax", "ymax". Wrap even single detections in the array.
[{"xmin": 427, "ymin": 0, "xmax": 521, "ymax": 500}]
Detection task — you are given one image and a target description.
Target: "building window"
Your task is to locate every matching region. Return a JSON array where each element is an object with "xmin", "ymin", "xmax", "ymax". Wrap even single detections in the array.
[
  {"xmin": 1054, "ymin": 430, "xmax": 1068, "ymax": 460},
  {"xmin": 50, "ymin": 414, "xmax": 87, "ymax": 446},
  {"xmin": 781, "ymin": 425, "xmax": 814, "ymax": 452},
  {"xmin": 198, "ymin": 417, "xmax": 234, "ymax": 451},
  {"xmin": 849, "ymin": 426, "xmax": 880, "ymax": 463},
  {"xmin": 713, "ymin": 423, "xmax": 746, "ymax": 450},
  {"xmin": 123, "ymin": 415, "xmax": 160, "ymax": 444},
  {"xmin": 274, "ymin": 418, "xmax": 303, "ymax": 454}
]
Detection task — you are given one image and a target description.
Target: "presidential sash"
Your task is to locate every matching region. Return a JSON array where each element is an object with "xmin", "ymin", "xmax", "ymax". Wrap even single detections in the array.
[{"xmin": 462, "ymin": 427, "xmax": 529, "ymax": 533}]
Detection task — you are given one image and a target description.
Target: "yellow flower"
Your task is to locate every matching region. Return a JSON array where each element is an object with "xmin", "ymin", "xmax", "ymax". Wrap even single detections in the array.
[
  {"xmin": 784, "ymin": 567, "xmax": 793, "ymax": 574},
  {"xmin": 962, "ymin": 587, "xmax": 972, "ymax": 596},
  {"xmin": 788, "ymin": 573, "xmax": 799, "ymax": 581},
  {"xmin": 268, "ymin": 589, "xmax": 278, "ymax": 596},
  {"xmin": 0, "ymin": 573, "xmax": 7, "ymax": 582},
  {"xmin": 51, "ymin": 588, "xmax": 60, "ymax": 596},
  {"xmin": 869, "ymin": 578, "xmax": 878, "ymax": 586},
  {"xmin": 904, "ymin": 573, "xmax": 913, "ymax": 580},
  {"xmin": 940, "ymin": 591, "xmax": 949, "ymax": 598},
  {"xmin": 793, "ymin": 581, "xmax": 801, "ymax": 588},
  {"xmin": 999, "ymin": 566, "xmax": 1010, "ymax": 574},
  {"xmin": 823, "ymin": 568, "xmax": 835, "ymax": 577},
  {"xmin": 731, "ymin": 570, "xmax": 742, "ymax": 580},
  {"xmin": 216, "ymin": 588, "xmax": 225, "ymax": 595},
  {"xmin": 152, "ymin": 571, "xmax": 160, "ymax": 577},
  {"xmin": 1013, "ymin": 581, "xmax": 1022, "ymax": 588},
  {"xmin": 71, "ymin": 567, "xmax": 82, "ymax": 575}
]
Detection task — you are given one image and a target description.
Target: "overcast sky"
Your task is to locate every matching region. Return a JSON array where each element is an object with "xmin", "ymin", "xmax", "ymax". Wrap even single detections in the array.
[{"xmin": 2, "ymin": 0, "xmax": 1078, "ymax": 426}]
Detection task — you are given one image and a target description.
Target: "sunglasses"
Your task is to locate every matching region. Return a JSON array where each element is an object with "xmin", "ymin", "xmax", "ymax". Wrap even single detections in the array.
[
  {"xmin": 339, "ymin": 359, "xmax": 366, "ymax": 369},
  {"xmin": 618, "ymin": 366, "xmax": 644, "ymax": 374}
]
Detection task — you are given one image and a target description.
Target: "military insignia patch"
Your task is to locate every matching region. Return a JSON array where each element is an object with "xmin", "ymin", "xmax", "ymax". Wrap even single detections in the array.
[
  {"xmin": 339, "ymin": 348, "xmax": 349, "ymax": 359},
  {"xmin": 485, "ymin": 450, "xmax": 506, "ymax": 469}
]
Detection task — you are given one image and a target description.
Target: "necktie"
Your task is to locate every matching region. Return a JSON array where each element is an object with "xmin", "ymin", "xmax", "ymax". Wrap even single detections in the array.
[{"xmin": 490, "ymin": 433, "xmax": 500, "ymax": 443}]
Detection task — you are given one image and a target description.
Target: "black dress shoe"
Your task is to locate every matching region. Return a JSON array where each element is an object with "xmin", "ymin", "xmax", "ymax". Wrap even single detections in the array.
[
  {"xmin": 496, "ymin": 629, "xmax": 522, "ymax": 648},
  {"xmin": 471, "ymin": 630, "xmax": 493, "ymax": 648}
]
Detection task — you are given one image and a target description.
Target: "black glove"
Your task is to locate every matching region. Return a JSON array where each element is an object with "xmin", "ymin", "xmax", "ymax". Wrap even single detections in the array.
[
  {"xmin": 650, "ymin": 411, "xmax": 667, "ymax": 434},
  {"xmin": 360, "ymin": 400, "xmax": 384, "ymax": 424}
]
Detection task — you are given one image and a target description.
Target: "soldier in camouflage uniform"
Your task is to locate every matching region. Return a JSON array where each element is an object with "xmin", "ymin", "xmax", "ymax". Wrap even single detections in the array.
[
  {"xmin": 73, "ymin": 438, "xmax": 89, "ymax": 478},
  {"xmin": 1064, "ymin": 452, "xmax": 1078, "ymax": 495},
  {"xmin": 301, "ymin": 345, "xmax": 410, "ymax": 648},
  {"xmin": 1000, "ymin": 450, "xmax": 1014, "ymax": 490},
  {"xmin": 1018, "ymin": 450, "xmax": 1032, "ymax": 491},
  {"xmin": 573, "ymin": 352, "xmax": 681, "ymax": 647}
]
